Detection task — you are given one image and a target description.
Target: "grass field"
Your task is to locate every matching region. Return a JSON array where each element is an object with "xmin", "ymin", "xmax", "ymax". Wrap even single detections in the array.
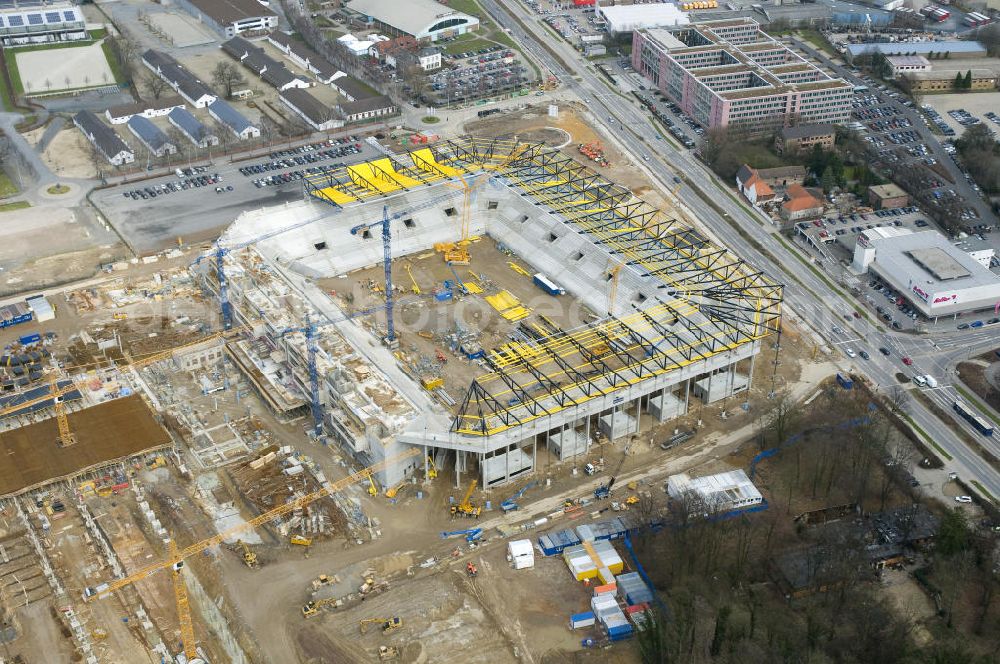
[
  {"xmin": 0, "ymin": 173, "xmax": 18, "ymax": 198},
  {"xmin": 0, "ymin": 200, "xmax": 30, "ymax": 213}
]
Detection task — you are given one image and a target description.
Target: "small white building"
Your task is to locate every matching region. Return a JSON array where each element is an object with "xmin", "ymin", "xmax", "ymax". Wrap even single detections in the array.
[
  {"xmin": 507, "ymin": 539, "xmax": 534, "ymax": 570},
  {"xmin": 886, "ymin": 55, "xmax": 931, "ymax": 79},
  {"xmin": 666, "ymin": 469, "xmax": 762, "ymax": 515},
  {"xmin": 598, "ymin": 3, "xmax": 689, "ymax": 34}
]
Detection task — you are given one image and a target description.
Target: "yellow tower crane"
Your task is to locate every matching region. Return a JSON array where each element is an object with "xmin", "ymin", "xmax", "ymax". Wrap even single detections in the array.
[{"xmin": 84, "ymin": 448, "xmax": 421, "ymax": 661}]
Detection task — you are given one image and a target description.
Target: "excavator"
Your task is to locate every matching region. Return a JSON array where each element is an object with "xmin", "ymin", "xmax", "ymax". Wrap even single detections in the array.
[
  {"xmin": 594, "ymin": 442, "xmax": 632, "ymax": 500},
  {"xmin": 360, "ymin": 617, "xmax": 403, "ymax": 634},
  {"xmin": 302, "ymin": 596, "xmax": 340, "ymax": 618},
  {"xmin": 426, "ymin": 455, "xmax": 438, "ymax": 480},
  {"xmin": 238, "ymin": 540, "xmax": 258, "ymax": 568},
  {"xmin": 450, "ymin": 479, "xmax": 482, "ymax": 518},
  {"xmin": 366, "ymin": 473, "xmax": 378, "ymax": 497},
  {"xmin": 466, "ymin": 561, "xmax": 478, "ymax": 578}
]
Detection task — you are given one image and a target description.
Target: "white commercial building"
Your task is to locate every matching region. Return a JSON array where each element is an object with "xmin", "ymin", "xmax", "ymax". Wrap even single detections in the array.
[
  {"xmin": 666, "ymin": 469, "xmax": 763, "ymax": 514},
  {"xmin": 853, "ymin": 228, "xmax": 1000, "ymax": 318},
  {"xmin": 886, "ymin": 55, "xmax": 931, "ymax": 78},
  {"xmin": 599, "ymin": 3, "xmax": 689, "ymax": 34},
  {"xmin": 344, "ymin": 0, "xmax": 480, "ymax": 42}
]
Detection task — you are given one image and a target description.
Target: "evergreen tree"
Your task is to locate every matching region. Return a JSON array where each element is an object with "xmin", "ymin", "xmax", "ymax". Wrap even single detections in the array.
[
  {"xmin": 964, "ymin": 70, "xmax": 973, "ymax": 89},
  {"xmin": 954, "ymin": 72, "xmax": 964, "ymax": 89},
  {"xmin": 821, "ymin": 166, "xmax": 836, "ymax": 193}
]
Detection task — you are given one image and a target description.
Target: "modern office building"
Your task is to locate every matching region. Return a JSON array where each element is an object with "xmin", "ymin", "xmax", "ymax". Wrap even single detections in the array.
[
  {"xmin": 0, "ymin": 1, "xmax": 86, "ymax": 46},
  {"xmin": 173, "ymin": 0, "xmax": 278, "ymax": 39},
  {"xmin": 632, "ymin": 19, "xmax": 853, "ymax": 132}
]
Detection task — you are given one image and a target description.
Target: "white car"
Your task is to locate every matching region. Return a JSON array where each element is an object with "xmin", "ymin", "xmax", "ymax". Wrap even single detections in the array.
[
  {"xmin": 845, "ymin": 348, "xmax": 856, "ymax": 358},
  {"xmin": 948, "ymin": 472, "xmax": 958, "ymax": 480},
  {"xmin": 955, "ymin": 496, "xmax": 972, "ymax": 504}
]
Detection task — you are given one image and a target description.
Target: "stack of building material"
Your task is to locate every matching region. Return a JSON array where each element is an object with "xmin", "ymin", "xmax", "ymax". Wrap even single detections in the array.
[
  {"xmin": 563, "ymin": 539, "xmax": 623, "ymax": 582},
  {"xmin": 616, "ymin": 572, "xmax": 654, "ymax": 606},
  {"xmin": 626, "ymin": 604, "xmax": 651, "ymax": 630},
  {"xmin": 484, "ymin": 290, "xmax": 531, "ymax": 321},
  {"xmin": 538, "ymin": 528, "xmax": 581, "ymax": 556}
]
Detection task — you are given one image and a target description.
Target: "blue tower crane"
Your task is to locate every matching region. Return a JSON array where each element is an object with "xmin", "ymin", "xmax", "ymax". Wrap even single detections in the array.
[{"xmin": 350, "ymin": 205, "xmax": 397, "ymax": 346}]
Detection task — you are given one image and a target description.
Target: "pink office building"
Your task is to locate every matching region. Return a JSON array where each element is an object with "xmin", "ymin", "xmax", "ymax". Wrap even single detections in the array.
[{"xmin": 633, "ymin": 19, "xmax": 852, "ymax": 133}]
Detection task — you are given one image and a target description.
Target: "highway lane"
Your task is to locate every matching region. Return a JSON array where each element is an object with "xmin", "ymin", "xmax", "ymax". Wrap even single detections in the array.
[{"xmin": 481, "ymin": 0, "xmax": 1000, "ymax": 498}]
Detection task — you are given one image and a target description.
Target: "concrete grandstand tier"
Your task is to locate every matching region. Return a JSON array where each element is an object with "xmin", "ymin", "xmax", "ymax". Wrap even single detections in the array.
[{"xmin": 207, "ymin": 138, "xmax": 782, "ymax": 487}]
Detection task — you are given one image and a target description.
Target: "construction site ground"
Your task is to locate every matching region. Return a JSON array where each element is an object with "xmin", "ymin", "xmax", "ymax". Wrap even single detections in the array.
[
  {"xmin": 462, "ymin": 103, "xmax": 672, "ymax": 211},
  {"xmin": 0, "ymin": 396, "xmax": 171, "ymax": 496},
  {"xmin": 319, "ymin": 236, "xmax": 602, "ymax": 412}
]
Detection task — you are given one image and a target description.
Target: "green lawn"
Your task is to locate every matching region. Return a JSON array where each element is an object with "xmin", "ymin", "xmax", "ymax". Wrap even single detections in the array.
[
  {"xmin": 101, "ymin": 40, "xmax": 127, "ymax": 85},
  {"xmin": 0, "ymin": 200, "xmax": 30, "ymax": 213},
  {"xmin": 5, "ymin": 53, "xmax": 23, "ymax": 96},
  {"xmin": 444, "ymin": 34, "xmax": 496, "ymax": 55},
  {"xmin": 442, "ymin": 0, "xmax": 483, "ymax": 16},
  {"xmin": 797, "ymin": 29, "xmax": 839, "ymax": 59},
  {"xmin": 0, "ymin": 173, "xmax": 18, "ymax": 198}
]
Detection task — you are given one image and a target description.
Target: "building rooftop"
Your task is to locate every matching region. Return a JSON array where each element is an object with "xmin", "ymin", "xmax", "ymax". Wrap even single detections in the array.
[
  {"xmin": 667, "ymin": 469, "xmax": 763, "ymax": 510},
  {"xmin": 184, "ymin": 0, "xmax": 276, "ymax": 26},
  {"xmin": 339, "ymin": 94, "xmax": 395, "ymax": 117},
  {"xmin": 873, "ymin": 230, "xmax": 1000, "ymax": 289},
  {"xmin": 168, "ymin": 106, "xmax": 213, "ymax": 142},
  {"xmin": 280, "ymin": 87, "xmax": 332, "ymax": 124},
  {"xmin": 845, "ymin": 41, "xmax": 987, "ymax": 58},
  {"xmin": 127, "ymin": 115, "xmax": 172, "ymax": 151},
  {"xmin": 208, "ymin": 99, "xmax": 255, "ymax": 134},
  {"xmin": 74, "ymin": 110, "xmax": 131, "ymax": 158},
  {"xmin": 886, "ymin": 55, "xmax": 930, "ymax": 67},
  {"xmin": 345, "ymin": 0, "xmax": 476, "ymax": 37},
  {"xmin": 869, "ymin": 183, "xmax": 907, "ymax": 199},
  {"xmin": 783, "ymin": 183, "xmax": 823, "ymax": 212},
  {"xmin": 107, "ymin": 95, "xmax": 184, "ymax": 120},
  {"xmin": 597, "ymin": 3, "xmax": 690, "ymax": 30},
  {"xmin": 333, "ymin": 74, "xmax": 378, "ymax": 100}
]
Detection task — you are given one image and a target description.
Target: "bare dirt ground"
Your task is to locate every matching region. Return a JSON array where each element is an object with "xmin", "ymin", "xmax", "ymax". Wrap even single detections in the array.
[
  {"xmin": 880, "ymin": 567, "xmax": 936, "ymax": 646},
  {"xmin": 41, "ymin": 129, "xmax": 99, "ymax": 179},
  {"xmin": 464, "ymin": 103, "xmax": 664, "ymax": 208}
]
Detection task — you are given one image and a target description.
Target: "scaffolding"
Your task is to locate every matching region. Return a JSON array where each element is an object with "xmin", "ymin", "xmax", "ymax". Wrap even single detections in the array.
[{"xmin": 294, "ymin": 137, "xmax": 783, "ymax": 439}]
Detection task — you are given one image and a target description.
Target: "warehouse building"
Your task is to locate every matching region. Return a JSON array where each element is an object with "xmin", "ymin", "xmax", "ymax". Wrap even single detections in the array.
[
  {"xmin": 280, "ymin": 88, "xmax": 341, "ymax": 131},
  {"xmin": 337, "ymin": 95, "xmax": 397, "ymax": 123},
  {"xmin": 267, "ymin": 31, "xmax": 342, "ymax": 83},
  {"xmin": 844, "ymin": 40, "xmax": 987, "ymax": 64},
  {"xmin": 598, "ymin": 2, "xmax": 690, "ymax": 34},
  {"xmin": 0, "ymin": 2, "xmax": 86, "ymax": 46},
  {"xmin": 168, "ymin": 107, "xmax": 219, "ymax": 148},
  {"xmin": 107, "ymin": 96, "xmax": 186, "ymax": 125},
  {"xmin": 343, "ymin": 0, "xmax": 480, "ymax": 42},
  {"xmin": 633, "ymin": 19, "xmax": 852, "ymax": 133},
  {"xmin": 126, "ymin": 115, "xmax": 177, "ymax": 158},
  {"xmin": 73, "ymin": 111, "xmax": 134, "ymax": 166},
  {"xmin": 852, "ymin": 228, "xmax": 1000, "ymax": 319},
  {"xmin": 142, "ymin": 50, "xmax": 218, "ymax": 108},
  {"xmin": 173, "ymin": 0, "xmax": 278, "ymax": 39},
  {"xmin": 207, "ymin": 99, "xmax": 260, "ymax": 139}
]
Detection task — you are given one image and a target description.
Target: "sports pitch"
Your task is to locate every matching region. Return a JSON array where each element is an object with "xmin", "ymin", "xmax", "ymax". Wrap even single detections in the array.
[{"xmin": 15, "ymin": 42, "xmax": 115, "ymax": 93}]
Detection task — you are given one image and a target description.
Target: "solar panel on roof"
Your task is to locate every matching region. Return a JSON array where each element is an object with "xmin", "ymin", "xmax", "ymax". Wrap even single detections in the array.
[
  {"xmin": 44, "ymin": 11, "xmax": 60, "ymax": 22},
  {"xmin": 8, "ymin": 15, "xmax": 23, "ymax": 26},
  {"xmin": 27, "ymin": 13, "xmax": 43, "ymax": 24},
  {"xmin": 63, "ymin": 10, "xmax": 75, "ymax": 20}
]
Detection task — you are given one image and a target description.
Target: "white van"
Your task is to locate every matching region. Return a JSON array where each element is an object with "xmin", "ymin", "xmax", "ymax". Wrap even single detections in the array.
[
  {"xmin": 925, "ymin": 375, "xmax": 938, "ymax": 388},
  {"xmin": 913, "ymin": 375, "xmax": 927, "ymax": 387}
]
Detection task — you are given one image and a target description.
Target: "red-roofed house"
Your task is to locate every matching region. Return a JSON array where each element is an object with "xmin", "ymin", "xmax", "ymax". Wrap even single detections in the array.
[
  {"xmin": 735, "ymin": 164, "xmax": 776, "ymax": 205},
  {"xmin": 781, "ymin": 183, "xmax": 825, "ymax": 222}
]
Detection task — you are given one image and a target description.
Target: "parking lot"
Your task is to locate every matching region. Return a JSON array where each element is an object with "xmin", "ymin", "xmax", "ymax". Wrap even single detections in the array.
[
  {"xmin": 920, "ymin": 91, "xmax": 1000, "ymax": 137},
  {"xmin": 635, "ymin": 90, "xmax": 700, "ymax": 148},
  {"xmin": 851, "ymin": 88, "xmax": 984, "ymax": 229},
  {"xmin": 529, "ymin": 0, "xmax": 606, "ymax": 42},
  {"xmin": 92, "ymin": 138, "xmax": 379, "ymax": 255},
  {"xmin": 416, "ymin": 45, "xmax": 528, "ymax": 106}
]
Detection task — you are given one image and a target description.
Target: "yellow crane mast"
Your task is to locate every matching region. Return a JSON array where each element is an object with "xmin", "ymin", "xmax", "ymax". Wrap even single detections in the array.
[{"xmin": 450, "ymin": 479, "xmax": 481, "ymax": 518}]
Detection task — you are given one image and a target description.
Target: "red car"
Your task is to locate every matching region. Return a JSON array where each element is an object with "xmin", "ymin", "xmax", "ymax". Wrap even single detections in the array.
[{"xmin": 902, "ymin": 357, "xmax": 913, "ymax": 366}]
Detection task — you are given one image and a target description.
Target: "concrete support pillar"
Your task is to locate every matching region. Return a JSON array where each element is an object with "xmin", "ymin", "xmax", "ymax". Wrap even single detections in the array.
[
  {"xmin": 456, "ymin": 450, "xmax": 462, "ymax": 489},
  {"xmin": 610, "ymin": 406, "xmax": 617, "ymax": 442},
  {"xmin": 747, "ymin": 353, "xmax": 757, "ymax": 393},
  {"xmin": 685, "ymin": 378, "xmax": 691, "ymax": 411},
  {"xmin": 423, "ymin": 446, "xmax": 428, "ymax": 480},
  {"xmin": 480, "ymin": 452, "xmax": 486, "ymax": 491},
  {"xmin": 532, "ymin": 438, "xmax": 537, "ymax": 476}
]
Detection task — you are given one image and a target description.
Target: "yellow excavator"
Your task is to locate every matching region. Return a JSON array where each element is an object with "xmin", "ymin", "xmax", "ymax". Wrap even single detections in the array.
[
  {"xmin": 366, "ymin": 473, "xmax": 378, "ymax": 497},
  {"xmin": 450, "ymin": 479, "xmax": 482, "ymax": 519},
  {"xmin": 239, "ymin": 540, "xmax": 258, "ymax": 568},
  {"xmin": 360, "ymin": 617, "xmax": 403, "ymax": 634},
  {"xmin": 426, "ymin": 456, "xmax": 438, "ymax": 480},
  {"xmin": 302, "ymin": 597, "xmax": 340, "ymax": 618}
]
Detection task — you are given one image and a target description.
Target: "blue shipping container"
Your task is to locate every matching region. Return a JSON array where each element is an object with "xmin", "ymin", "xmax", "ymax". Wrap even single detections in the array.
[
  {"xmin": 533, "ymin": 273, "xmax": 566, "ymax": 296},
  {"xmin": 19, "ymin": 333, "xmax": 41, "ymax": 346},
  {"xmin": 836, "ymin": 373, "xmax": 853, "ymax": 390}
]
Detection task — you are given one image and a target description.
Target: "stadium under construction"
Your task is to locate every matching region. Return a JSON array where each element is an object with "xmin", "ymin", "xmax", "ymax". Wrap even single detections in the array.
[{"xmin": 200, "ymin": 138, "xmax": 783, "ymax": 489}]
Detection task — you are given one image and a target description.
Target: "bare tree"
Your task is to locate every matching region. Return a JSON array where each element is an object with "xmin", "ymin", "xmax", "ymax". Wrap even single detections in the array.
[
  {"xmin": 145, "ymin": 74, "xmax": 169, "ymax": 100},
  {"xmin": 211, "ymin": 61, "xmax": 246, "ymax": 99}
]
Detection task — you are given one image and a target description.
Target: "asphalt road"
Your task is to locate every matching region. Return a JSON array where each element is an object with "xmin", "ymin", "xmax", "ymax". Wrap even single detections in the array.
[{"xmin": 482, "ymin": 0, "xmax": 1000, "ymax": 499}]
